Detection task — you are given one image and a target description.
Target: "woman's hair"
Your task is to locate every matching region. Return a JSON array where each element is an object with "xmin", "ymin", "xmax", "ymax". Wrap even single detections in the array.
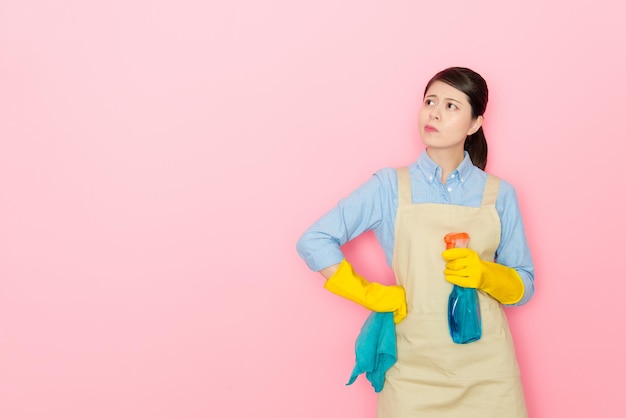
[{"xmin": 424, "ymin": 67, "xmax": 489, "ymax": 170}]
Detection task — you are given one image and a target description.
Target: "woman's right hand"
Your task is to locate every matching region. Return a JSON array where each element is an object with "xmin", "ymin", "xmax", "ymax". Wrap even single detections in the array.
[{"xmin": 322, "ymin": 259, "xmax": 407, "ymax": 324}]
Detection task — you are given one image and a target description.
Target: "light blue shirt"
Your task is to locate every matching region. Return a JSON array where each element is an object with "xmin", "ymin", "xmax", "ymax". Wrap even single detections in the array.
[{"xmin": 296, "ymin": 151, "xmax": 535, "ymax": 306}]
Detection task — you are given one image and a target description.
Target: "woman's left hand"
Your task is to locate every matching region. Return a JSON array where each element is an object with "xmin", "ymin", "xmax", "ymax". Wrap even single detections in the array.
[
  {"xmin": 442, "ymin": 248, "xmax": 524, "ymax": 304},
  {"xmin": 442, "ymin": 248, "xmax": 484, "ymax": 288}
]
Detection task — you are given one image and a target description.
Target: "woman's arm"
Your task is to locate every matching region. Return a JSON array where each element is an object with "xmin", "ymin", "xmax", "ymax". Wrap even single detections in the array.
[
  {"xmin": 495, "ymin": 182, "xmax": 535, "ymax": 305},
  {"xmin": 296, "ymin": 173, "xmax": 388, "ymax": 272},
  {"xmin": 319, "ymin": 264, "xmax": 340, "ymax": 279},
  {"xmin": 296, "ymin": 173, "xmax": 406, "ymax": 323}
]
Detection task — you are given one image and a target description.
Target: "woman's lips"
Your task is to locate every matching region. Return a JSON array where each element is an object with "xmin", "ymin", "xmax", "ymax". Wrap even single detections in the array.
[{"xmin": 425, "ymin": 125, "xmax": 438, "ymax": 133}]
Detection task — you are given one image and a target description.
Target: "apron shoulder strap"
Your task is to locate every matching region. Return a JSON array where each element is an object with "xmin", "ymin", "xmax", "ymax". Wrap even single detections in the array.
[
  {"xmin": 481, "ymin": 174, "xmax": 501, "ymax": 207},
  {"xmin": 396, "ymin": 167, "xmax": 412, "ymax": 206}
]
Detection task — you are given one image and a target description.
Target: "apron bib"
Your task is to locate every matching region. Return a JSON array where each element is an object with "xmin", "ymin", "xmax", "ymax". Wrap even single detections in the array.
[{"xmin": 377, "ymin": 167, "xmax": 527, "ymax": 418}]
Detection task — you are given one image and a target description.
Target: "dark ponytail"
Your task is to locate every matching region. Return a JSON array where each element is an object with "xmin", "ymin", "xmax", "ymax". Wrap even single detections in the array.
[
  {"xmin": 465, "ymin": 127, "xmax": 487, "ymax": 170},
  {"xmin": 424, "ymin": 67, "xmax": 489, "ymax": 170}
]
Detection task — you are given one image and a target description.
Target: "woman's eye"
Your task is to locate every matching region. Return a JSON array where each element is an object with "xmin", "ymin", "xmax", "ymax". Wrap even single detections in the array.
[
  {"xmin": 447, "ymin": 103, "xmax": 458, "ymax": 110},
  {"xmin": 425, "ymin": 99, "xmax": 435, "ymax": 106}
]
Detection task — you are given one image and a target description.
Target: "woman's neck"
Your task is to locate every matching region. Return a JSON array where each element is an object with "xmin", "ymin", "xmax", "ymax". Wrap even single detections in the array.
[{"xmin": 426, "ymin": 148, "xmax": 464, "ymax": 184}]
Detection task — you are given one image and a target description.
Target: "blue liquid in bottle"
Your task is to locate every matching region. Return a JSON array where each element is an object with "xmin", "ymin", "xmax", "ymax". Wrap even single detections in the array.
[
  {"xmin": 444, "ymin": 232, "xmax": 482, "ymax": 344},
  {"xmin": 448, "ymin": 285, "xmax": 482, "ymax": 344}
]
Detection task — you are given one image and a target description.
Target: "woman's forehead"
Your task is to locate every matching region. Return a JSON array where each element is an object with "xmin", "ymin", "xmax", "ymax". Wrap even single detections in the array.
[{"xmin": 425, "ymin": 81, "xmax": 469, "ymax": 103}]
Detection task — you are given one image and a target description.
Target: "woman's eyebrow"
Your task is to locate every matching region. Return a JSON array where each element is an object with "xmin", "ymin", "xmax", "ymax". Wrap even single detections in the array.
[{"xmin": 425, "ymin": 94, "xmax": 463, "ymax": 103}]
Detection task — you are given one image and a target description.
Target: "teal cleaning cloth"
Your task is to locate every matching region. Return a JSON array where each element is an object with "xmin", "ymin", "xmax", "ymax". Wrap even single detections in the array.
[{"xmin": 347, "ymin": 312, "xmax": 397, "ymax": 393}]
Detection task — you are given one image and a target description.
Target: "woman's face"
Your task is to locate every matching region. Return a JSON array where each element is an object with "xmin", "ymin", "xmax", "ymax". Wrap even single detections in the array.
[{"xmin": 418, "ymin": 80, "xmax": 483, "ymax": 153}]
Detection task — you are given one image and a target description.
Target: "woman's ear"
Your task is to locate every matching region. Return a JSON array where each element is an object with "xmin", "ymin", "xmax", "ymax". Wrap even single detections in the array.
[{"xmin": 467, "ymin": 115, "xmax": 483, "ymax": 136}]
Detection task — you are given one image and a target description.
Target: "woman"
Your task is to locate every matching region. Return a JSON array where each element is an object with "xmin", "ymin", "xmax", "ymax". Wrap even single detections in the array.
[{"xmin": 296, "ymin": 67, "xmax": 534, "ymax": 417}]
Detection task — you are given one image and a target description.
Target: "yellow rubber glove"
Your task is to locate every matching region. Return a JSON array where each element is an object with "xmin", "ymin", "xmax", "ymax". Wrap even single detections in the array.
[
  {"xmin": 324, "ymin": 259, "xmax": 407, "ymax": 324},
  {"xmin": 442, "ymin": 248, "xmax": 524, "ymax": 305}
]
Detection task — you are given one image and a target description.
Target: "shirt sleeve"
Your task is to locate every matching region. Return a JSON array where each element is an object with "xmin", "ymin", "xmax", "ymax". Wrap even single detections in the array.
[
  {"xmin": 495, "ymin": 181, "xmax": 535, "ymax": 306},
  {"xmin": 296, "ymin": 173, "xmax": 387, "ymax": 272}
]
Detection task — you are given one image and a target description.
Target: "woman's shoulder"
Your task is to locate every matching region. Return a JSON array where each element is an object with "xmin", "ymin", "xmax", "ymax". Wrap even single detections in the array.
[
  {"xmin": 361, "ymin": 167, "xmax": 400, "ymax": 198},
  {"xmin": 494, "ymin": 175, "xmax": 518, "ymax": 197},
  {"xmin": 372, "ymin": 167, "xmax": 399, "ymax": 186},
  {"xmin": 482, "ymin": 170, "xmax": 519, "ymax": 204}
]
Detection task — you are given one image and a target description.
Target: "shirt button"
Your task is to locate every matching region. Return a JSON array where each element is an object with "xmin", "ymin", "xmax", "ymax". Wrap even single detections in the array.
[
  {"xmin": 451, "ymin": 173, "xmax": 456, "ymax": 178},
  {"xmin": 447, "ymin": 187, "xmax": 452, "ymax": 192}
]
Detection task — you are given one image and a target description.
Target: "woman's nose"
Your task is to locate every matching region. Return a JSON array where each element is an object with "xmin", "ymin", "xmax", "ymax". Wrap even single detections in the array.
[{"xmin": 429, "ymin": 106, "xmax": 441, "ymax": 120}]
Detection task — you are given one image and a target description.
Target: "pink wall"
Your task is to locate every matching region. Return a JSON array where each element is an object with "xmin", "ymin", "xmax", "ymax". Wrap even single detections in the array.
[{"xmin": 1, "ymin": 1, "xmax": 624, "ymax": 416}]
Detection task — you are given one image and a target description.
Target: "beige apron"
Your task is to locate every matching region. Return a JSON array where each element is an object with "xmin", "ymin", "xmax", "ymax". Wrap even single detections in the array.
[{"xmin": 377, "ymin": 167, "xmax": 527, "ymax": 417}]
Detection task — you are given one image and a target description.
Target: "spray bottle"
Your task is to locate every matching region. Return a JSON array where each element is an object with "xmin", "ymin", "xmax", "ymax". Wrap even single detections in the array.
[{"xmin": 444, "ymin": 232, "xmax": 482, "ymax": 344}]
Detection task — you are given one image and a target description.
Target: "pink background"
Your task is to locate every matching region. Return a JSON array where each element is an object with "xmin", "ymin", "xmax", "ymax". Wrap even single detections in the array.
[{"xmin": 1, "ymin": 1, "xmax": 625, "ymax": 417}]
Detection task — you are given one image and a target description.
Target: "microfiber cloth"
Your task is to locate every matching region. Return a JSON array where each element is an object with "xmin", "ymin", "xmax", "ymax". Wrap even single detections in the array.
[{"xmin": 346, "ymin": 311, "xmax": 397, "ymax": 393}]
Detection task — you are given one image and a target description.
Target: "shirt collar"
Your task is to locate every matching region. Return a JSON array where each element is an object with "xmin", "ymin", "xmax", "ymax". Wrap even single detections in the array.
[{"xmin": 415, "ymin": 150, "xmax": 475, "ymax": 183}]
